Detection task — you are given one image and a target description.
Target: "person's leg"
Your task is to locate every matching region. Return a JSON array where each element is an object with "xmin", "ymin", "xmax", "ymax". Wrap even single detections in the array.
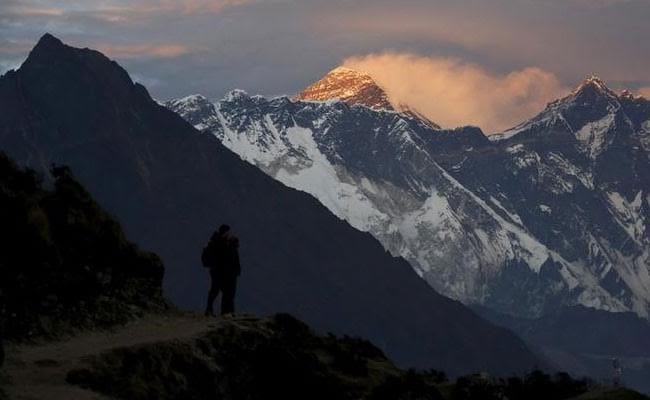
[
  {"xmin": 205, "ymin": 269, "xmax": 221, "ymax": 316},
  {"xmin": 221, "ymin": 276, "xmax": 237, "ymax": 315}
]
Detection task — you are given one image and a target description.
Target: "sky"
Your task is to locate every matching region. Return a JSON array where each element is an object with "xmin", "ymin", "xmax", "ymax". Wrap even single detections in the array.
[{"xmin": 2, "ymin": 0, "xmax": 650, "ymax": 132}]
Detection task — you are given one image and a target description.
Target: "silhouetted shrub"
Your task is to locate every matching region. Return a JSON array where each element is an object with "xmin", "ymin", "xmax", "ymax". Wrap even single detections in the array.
[
  {"xmin": 0, "ymin": 153, "xmax": 166, "ymax": 340},
  {"xmin": 501, "ymin": 369, "xmax": 590, "ymax": 400},
  {"xmin": 325, "ymin": 334, "xmax": 387, "ymax": 376},
  {"xmin": 368, "ymin": 370, "xmax": 444, "ymax": 400},
  {"xmin": 420, "ymin": 369, "xmax": 447, "ymax": 384},
  {"xmin": 452, "ymin": 375, "xmax": 503, "ymax": 400}
]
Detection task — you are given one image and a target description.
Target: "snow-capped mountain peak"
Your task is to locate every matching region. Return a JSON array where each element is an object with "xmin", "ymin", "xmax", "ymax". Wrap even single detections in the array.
[
  {"xmin": 546, "ymin": 75, "xmax": 620, "ymax": 114},
  {"xmin": 492, "ymin": 76, "xmax": 625, "ymax": 150},
  {"xmin": 164, "ymin": 94, "xmax": 216, "ymax": 128},
  {"xmin": 295, "ymin": 66, "xmax": 394, "ymax": 111},
  {"xmin": 573, "ymin": 75, "xmax": 613, "ymax": 95},
  {"xmin": 568, "ymin": 75, "xmax": 620, "ymax": 108},
  {"xmin": 166, "ymin": 94, "xmax": 211, "ymax": 111},
  {"xmin": 224, "ymin": 89, "xmax": 251, "ymax": 102}
]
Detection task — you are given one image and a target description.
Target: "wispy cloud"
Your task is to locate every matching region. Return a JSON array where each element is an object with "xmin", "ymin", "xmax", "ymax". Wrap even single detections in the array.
[
  {"xmin": 344, "ymin": 53, "xmax": 568, "ymax": 133},
  {"xmin": 2, "ymin": 7, "xmax": 65, "ymax": 17},
  {"xmin": 96, "ymin": 43, "xmax": 193, "ymax": 59},
  {"xmin": 2, "ymin": 0, "xmax": 256, "ymax": 21},
  {"xmin": 0, "ymin": 39, "xmax": 33, "ymax": 56},
  {"xmin": 637, "ymin": 87, "xmax": 650, "ymax": 99}
]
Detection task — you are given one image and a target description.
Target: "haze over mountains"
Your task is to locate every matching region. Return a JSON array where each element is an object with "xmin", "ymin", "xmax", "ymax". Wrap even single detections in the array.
[{"xmin": 0, "ymin": 34, "xmax": 542, "ymax": 375}]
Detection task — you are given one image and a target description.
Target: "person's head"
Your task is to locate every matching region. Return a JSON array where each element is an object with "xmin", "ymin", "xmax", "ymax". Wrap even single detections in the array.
[{"xmin": 218, "ymin": 224, "xmax": 231, "ymax": 235}]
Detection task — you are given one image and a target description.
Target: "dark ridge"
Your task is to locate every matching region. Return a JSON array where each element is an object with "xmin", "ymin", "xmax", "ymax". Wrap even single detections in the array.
[
  {"xmin": 22, "ymin": 33, "xmax": 70, "ymax": 69},
  {"xmin": 33, "ymin": 33, "xmax": 65, "ymax": 51}
]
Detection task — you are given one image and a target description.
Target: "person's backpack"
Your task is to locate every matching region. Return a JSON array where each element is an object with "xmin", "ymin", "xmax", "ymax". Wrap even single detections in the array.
[{"xmin": 201, "ymin": 242, "xmax": 218, "ymax": 268}]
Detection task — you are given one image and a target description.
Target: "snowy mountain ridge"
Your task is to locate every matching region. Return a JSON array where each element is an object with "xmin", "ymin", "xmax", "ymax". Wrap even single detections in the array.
[
  {"xmin": 167, "ymin": 72, "xmax": 650, "ymax": 319},
  {"xmin": 492, "ymin": 76, "xmax": 629, "ymax": 156}
]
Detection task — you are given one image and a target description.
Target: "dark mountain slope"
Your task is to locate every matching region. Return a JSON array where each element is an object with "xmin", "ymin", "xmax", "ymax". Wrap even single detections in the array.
[
  {"xmin": 474, "ymin": 304, "xmax": 650, "ymax": 395},
  {"xmin": 0, "ymin": 34, "xmax": 539, "ymax": 374}
]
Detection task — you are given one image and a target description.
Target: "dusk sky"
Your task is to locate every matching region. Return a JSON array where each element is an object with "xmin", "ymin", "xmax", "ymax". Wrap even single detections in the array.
[{"xmin": 2, "ymin": 0, "xmax": 650, "ymax": 132}]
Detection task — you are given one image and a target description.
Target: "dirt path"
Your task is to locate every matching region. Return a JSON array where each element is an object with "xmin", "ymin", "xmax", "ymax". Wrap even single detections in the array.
[{"xmin": 0, "ymin": 312, "xmax": 222, "ymax": 400}]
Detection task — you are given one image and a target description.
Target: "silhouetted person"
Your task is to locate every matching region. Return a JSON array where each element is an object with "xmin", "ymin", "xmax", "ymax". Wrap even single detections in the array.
[{"xmin": 203, "ymin": 224, "xmax": 241, "ymax": 316}]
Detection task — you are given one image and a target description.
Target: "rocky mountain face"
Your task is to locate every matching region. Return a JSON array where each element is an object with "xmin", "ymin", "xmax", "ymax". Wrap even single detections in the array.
[
  {"xmin": 168, "ymin": 71, "xmax": 650, "ymax": 322},
  {"xmin": 467, "ymin": 77, "xmax": 650, "ymax": 317},
  {"xmin": 0, "ymin": 34, "xmax": 541, "ymax": 375}
]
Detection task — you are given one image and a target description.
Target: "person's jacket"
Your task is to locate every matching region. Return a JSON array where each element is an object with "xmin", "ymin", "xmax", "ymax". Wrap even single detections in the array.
[{"xmin": 209, "ymin": 234, "xmax": 241, "ymax": 277}]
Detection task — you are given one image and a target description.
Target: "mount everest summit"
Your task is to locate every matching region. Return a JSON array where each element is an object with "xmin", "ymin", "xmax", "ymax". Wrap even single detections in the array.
[
  {"xmin": 294, "ymin": 66, "xmax": 395, "ymax": 111},
  {"xmin": 167, "ymin": 68, "xmax": 650, "ymax": 320}
]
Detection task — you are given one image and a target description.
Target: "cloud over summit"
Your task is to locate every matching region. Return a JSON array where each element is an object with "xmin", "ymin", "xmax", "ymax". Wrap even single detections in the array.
[{"xmin": 344, "ymin": 53, "xmax": 568, "ymax": 133}]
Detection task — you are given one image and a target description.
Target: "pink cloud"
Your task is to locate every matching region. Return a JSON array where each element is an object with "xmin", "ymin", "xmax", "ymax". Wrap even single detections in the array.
[
  {"xmin": 344, "ymin": 53, "xmax": 569, "ymax": 134},
  {"xmin": 164, "ymin": 0, "xmax": 256, "ymax": 15},
  {"xmin": 96, "ymin": 43, "xmax": 191, "ymax": 59}
]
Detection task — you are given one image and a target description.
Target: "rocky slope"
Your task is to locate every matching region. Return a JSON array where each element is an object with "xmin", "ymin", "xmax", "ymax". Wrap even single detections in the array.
[
  {"xmin": 168, "ymin": 71, "xmax": 650, "ymax": 321},
  {"xmin": 0, "ymin": 34, "xmax": 540, "ymax": 374}
]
